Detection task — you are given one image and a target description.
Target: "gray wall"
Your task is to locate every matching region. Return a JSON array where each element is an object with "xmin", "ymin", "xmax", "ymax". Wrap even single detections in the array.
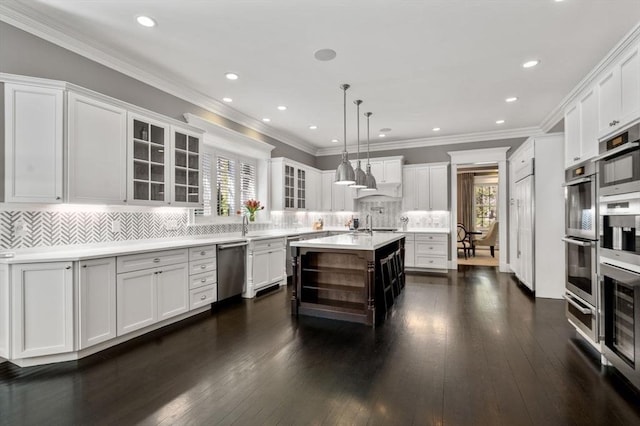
[
  {"xmin": 315, "ymin": 137, "xmax": 528, "ymax": 170},
  {"xmin": 0, "ymin": 22, "xmax": 316, "ymax": 166}
]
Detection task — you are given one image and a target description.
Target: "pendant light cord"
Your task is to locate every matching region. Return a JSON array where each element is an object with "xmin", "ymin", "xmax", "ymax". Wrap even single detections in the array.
[
  {"xmin": 366, "ymin": 112, "xmax": 371, "ymax": 165},
  {"xmin": 355, "ymin": 100, "xmax": 362, "ymax": 162},
  {"xmin": 342, "ymin": 85, "xmax": 347, "ymax": 154}
]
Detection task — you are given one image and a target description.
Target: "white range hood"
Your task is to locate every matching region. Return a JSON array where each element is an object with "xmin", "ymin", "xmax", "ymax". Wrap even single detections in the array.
[{"xmin": 354, "ymin": 182, "xmax": 402, "ymax": 199}]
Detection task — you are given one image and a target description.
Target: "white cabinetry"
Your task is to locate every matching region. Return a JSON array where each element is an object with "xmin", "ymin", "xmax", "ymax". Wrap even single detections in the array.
[
  {"xmin": 306, "ymin": 168, "xmax": 321, "ymax": 211},
  {"xmin": 4, "ymin": 83, "xmax": 64, "ymax": 203},
  {"xmin": 171, "ymin": 126, "xmax": 202, "ymax": 206},
  {"xmin": 78, "ymin": 257, "xmax": 117, "ymax": 349},
  {"xmin": 403, "ymin": 233, "xmax": 448, "ymax": 271},
  {"xmin": 0, "ymin": 265, "xmax": 9, "ymax": 359},
  {"xmin": 321, "ymin": 171, "xmax": 333, "ymax": 211},
  {"xmin": 404, "ymin": 233, "xmax": 415, "ymax": 268},
  {"xmin": 564, "ymin": 88, "xmax": 599, "ymax": 169},
  {"xmin": 271, "ymin": 158, "xmax": 321, "ymax": 211},
  {"xmin": 116, "ymin": 249, "xmax": 189, "ymax": 335},
  {"xmin": 320, "ymin": 170, "xmax": 355, "ymax": 212},
  {"xmin": 67, "ymin": 92, "xmax": 128, "ymax": 204},
  {"xmin": 597, "ymin": 45, "xmax": 640, "ymax": 139},
  {"xmin": 508, "ymin": 136, "xmax": 565, "ymax": 299},
  {"xmin": 188, "ymin": 245, "xmax": 217, "ymax": 310},
  {"xmin": 11, "ymin": 262, "xmax": 73, "ymax": 358},
  {"xmin": 403, "ymin": 163, "xmax": 448, "ymax": 211},
  {"xmin": 368, "ymin": 157, "xmax": 403, "ymax": 184},
  {"xmin": 245, "ymin": 237, "xmax": 286, "ymax": 298}
]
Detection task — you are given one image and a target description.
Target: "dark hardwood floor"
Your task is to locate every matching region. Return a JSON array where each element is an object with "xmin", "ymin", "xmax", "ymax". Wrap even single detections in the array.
[{"xmin": 2, "ymin": 266, "xmax": 640, "ymax": 425}]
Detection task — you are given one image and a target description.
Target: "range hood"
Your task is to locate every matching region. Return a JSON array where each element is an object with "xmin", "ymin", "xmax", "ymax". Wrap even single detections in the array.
[{"xmin": 354, "ymin": 182, "xmax": 402, "ymax": 199}]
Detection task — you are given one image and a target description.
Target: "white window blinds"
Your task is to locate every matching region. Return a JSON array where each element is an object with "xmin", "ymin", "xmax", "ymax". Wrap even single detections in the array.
[
  {"xmin": 217, "ymin": 155, "xmax": 236, "ymax": 216},
  {"xmin": 195, "ymin": 152, "xmax": 213, "ymax": 217},
  {"xmin": 240, "ymin": 161, "xmax": 257, "ymax": 207}
]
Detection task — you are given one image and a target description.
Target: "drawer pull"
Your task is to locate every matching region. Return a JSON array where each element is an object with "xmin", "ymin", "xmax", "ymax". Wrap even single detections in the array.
[
  {"xmin": 200, "ymin": 265, "xmax": 207, "ymax": 269},
  {"xmin": 65, "ymin": 266, "xmax": 72, "ymax": 270},
  {"xmin": 153, "ymin": 258, "xmax": 161, "ymax": 263},
  {"xmin": 201, "ymin": 278, "xmax": 207, "ymax": 283},
  {"xmin": 200, "ymin": 251, "xmax": 206, "ymax": 256},
  {"xmin": 200, "ymin": 295, "xmax": 207, "ymax": 300}
]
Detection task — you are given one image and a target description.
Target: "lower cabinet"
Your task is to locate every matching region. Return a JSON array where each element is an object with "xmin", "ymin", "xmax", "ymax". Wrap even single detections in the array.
[
  {"xmin": 404, "ymin": 234, "xmax": 416, "ymax": 267},
  {"xmin": 11, "ymin": 262, "xmax": 74, "ymax": 358},
  {"xmin": 246, "ymin": 237, "xmax": 286, "ymax": 298},
  {"xmin": 78, "ymin": 257, "xmax": 117, "ymax": 349},
  {"xmin": 403, "ymin": 233, "xmax": 449, "ymax": 271},
  {"xmin": 116, "ymin": 259, "xmax": 188, "ymax": 336}
]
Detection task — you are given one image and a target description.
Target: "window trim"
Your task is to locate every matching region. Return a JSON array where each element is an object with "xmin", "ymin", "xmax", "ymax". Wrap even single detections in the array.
[{"xmin": 473, "ymin": 176, "xmax": 498, "ymax": 231}]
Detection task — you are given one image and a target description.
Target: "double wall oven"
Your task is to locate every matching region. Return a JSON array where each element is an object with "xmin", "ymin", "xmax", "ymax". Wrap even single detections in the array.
[{"xmin": 564, "ymin": 161, "xmax": 600, "ymax": 344}]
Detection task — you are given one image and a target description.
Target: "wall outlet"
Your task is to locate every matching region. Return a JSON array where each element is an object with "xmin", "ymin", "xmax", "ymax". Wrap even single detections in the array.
[
  {"xmin": 14, "ymin": 219, "xmax": 28, "ymax": 237},
  {"xmin": 165, "ymin": 219, "xmax": 178, "ymax": 231},
  {"xmin": 110, "ymin": 219, "xmax": 121, "ymax": 233}
]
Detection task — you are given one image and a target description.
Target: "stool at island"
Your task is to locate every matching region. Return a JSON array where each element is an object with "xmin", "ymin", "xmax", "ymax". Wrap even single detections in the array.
[{"xmin": 290, "ymin": 233, "xmax": 405, "ymax": 326}]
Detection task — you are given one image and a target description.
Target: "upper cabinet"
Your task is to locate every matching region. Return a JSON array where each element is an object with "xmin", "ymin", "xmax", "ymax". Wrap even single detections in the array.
[
  {"xmin": 403, "ymin": 163, "xmax": 448, "ymax": 211},
  {"xmin": 564, "ymin": 88, "xmax": 599, "ymax": 169},
  {"xmin": 320, "ymin": 170, "xmax": 355, "ymax": 212},
  {"xmin": 171, "ymin": 126, "xmax": 202, "ymax": 206},
  {"xmin": 369, "ymin": 157, "xmax": 403, "ymax": 184},
  {"xmin": 67, "ymin": 92, "xmax": 128, "ymax": 204},
  {"xmin": 597, "ymin": 45, "xmax": 640, "ymax": 139},
  {"xmin": 271, "ymin": 158, "xmax": 323, "ymax": 211},
  {"xmin": 4, "ymin": 83, "xmax": 64, "ymax": 203}
]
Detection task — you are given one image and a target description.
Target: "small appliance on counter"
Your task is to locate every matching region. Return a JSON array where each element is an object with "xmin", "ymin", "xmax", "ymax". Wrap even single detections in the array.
[{"xmin": 312, "ymin": 218, "xmax": 324, "ymax": 230}]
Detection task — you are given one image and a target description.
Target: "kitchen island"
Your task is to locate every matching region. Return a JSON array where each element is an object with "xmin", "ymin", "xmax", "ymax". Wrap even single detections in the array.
[{"xmin": 290, "ymin": 232, "xmax": 405, "ymax": 326}]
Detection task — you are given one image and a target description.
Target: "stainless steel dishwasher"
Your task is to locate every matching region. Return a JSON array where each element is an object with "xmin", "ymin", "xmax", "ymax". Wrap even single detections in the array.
[{"xmin": 217, "ymin": 241, "xmax": 248, "ymax": 300}]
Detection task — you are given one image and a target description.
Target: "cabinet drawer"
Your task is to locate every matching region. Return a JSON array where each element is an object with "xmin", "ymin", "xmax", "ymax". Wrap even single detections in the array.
[
  {"xmin": 190, "ymin": 284, "xmax": 217, "ymax": 310},
  {"xmin": 189, "ymin": 258, "xmax": 216, "ymax": 275},
  {"xmin": 415, "ymin": 233, "xmax": 447, "ymax": 243},
  {"xmin": 189, "ymin": 245, "xmax": 216, "ymax": 261},
  {"xmin": 117, "ymin": 249, "xmax": 188, "ymax": 274},
  {"xmin": 415, "ymin": 241, "xmax": 447, "ymax": 256},
  {"xmin": 190, "ymin": 271, "xmax": 216, "ymax": 289},
  {"xmin": 402, "ymin": 232, "xmax": 415, "ymax": 241},
  {"xmin": 414, "ymin": 255, "xmax": 448, "ymax": 269},
  {"xmin": 252, "ymin": 238, "xmax": 285, "ymax": 252}
]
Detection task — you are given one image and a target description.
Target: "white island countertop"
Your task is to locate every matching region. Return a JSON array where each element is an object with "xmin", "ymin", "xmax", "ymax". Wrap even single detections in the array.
[{"xmin": 291, "ymin": 232, "xmax": 405, "ymax": 251}]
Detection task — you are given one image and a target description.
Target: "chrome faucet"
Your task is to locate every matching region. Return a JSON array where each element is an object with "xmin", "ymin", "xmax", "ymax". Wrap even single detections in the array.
[
  {"xmin": 242, "ymin": 214, "xmax": 249, "ymax": 237},
  {"xmin": 366, "ymin": 214, "xmax": 373, "ymax": 236}
]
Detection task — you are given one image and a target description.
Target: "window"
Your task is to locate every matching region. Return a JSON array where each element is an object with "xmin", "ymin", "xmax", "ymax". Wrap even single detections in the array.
[
  {"xmin": 474, "ymin": 183, "xmax": 498, "ymax": 230},
  {"xmin": 195, "ymin": 147, "xmax": 257, "ymax": 221}
]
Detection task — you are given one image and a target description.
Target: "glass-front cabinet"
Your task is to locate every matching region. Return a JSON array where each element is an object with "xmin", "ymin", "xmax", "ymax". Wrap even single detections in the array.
[
  {"xmin": 129, "ymin": 114, "xmax": 170, "ymax": 204},
  {"xmin": 171, "ymin": 127, "xmax": 201, "ymax": 206}
]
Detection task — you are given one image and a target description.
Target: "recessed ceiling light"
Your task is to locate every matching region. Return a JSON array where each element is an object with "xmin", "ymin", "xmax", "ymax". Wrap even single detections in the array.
[
  {"xmin": 496, "ymin": 119, "xmax": 505, "ymax": 124},
  {"xmin": 136, "ymin": 16, "xmax": 156, "ymax": 27},
  {"xmin": 225, "ymin": 72, "xmax": 239, "ymax": 80},
  {"xmin": 522, "ymin": 60, "xmax": 540, "ymax": 69},
  {"xmin": 378, "ymin": 134, "xmax": 386, "ymax": 138},
  {"xmin": 314, "ymin": 48, "xmax": 337, "ymax": 61},
  {"xmin": 308, "ymin": 125, "xmax": 318, "ymax": 130},
  {"xmin": 222, "ymin": 97, "xmax": 233, "ymax": 103},
  {"xmin": 555, "ymin": 0, "xmax": 564, "ymax": 2},
  {"xmin": 433, "ymin": 127, "xmax": 441, "ymax": 131},
  {"xmin": 262, "ymin": 118, "xmax": 271, "ymax": 122},
  {"xmin": 505, "ymin": 97, "xmax": 518, "ymax": 103},
  {"xmin": 277, "ymin": 105, "xmax": 287, "ymax": 111},
  {"xmin": 380, "ymin": 128, "xmax": 392, "ymax": 132},
  {"xmin": 331, "ymin": 139, "xmax": 339, "ymax": 143}
]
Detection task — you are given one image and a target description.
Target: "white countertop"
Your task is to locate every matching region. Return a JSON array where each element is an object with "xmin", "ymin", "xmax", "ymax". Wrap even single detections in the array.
[
  {"xmin": 400, "ymin": 228, "xmax": 450, "ymax": 234},
  {"xmin": 291, "ymin": 232, "xmax": 405, "ymax": 251}
]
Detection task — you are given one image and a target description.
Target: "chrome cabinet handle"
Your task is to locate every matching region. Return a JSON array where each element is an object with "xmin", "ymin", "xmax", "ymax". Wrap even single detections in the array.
[
  {"xmin": 153, "ymin": 258, "xmax": 160, "ymax": 263},
  {"xmin": 201, "ymin": 278, "xmax": 207, "ymax": 283},
  {"xmin": 82, "ymin": 265, "xmax": 87, "ymax": 268},
  {"xmin": 200, "ymin": 265, "xmax": 206, "ymax": 269},
  {"xmin": 561, "ymin": 237, "xmax": 592, "ymax": 247},
  {"xmin": 56, "ymin": 196, "xmax": 61, "ymax": 200},
  {"xmin": 200, "ymin": 251, "xmax": 206, "ymax": 256},
  {"xmin": 65, "ymin": 266, "xmax": 71, "ymax": 270},
  {"xmin": 200, "ymin": 295, "xmax": 207, "ymax": 300}
]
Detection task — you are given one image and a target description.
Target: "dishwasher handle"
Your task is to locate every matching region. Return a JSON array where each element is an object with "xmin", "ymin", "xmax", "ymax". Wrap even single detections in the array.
[{"xmin": 218, "ymin": 242, "xmax": 248, "ymax": 250}]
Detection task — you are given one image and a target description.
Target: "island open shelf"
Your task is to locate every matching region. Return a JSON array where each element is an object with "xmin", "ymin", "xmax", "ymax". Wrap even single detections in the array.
[{"xmin": 291, "ymin": 233, "xmax": 405, "ymax": 326}]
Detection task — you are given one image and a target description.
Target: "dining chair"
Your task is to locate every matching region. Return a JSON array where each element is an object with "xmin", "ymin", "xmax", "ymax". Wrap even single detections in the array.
[{"xmin": 456, "ymin": 224, "xmax": 470, "ymax": 259}]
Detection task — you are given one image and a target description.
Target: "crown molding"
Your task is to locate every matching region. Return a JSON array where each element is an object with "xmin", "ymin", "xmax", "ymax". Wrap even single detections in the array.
[
  {"xmin": 315, "ymin": 127, "xmax": 540, "ymax": 156},
  {"xmin": 540, "ymin": 21, "xmax": 640, "ymax": 132},
  {"xmin": 0, "ymin": 1, "xmax": 318, "ymax": 156},
  {"xmin": 448, "ymin": 146, "xmax": 510, "ymax": 164}
]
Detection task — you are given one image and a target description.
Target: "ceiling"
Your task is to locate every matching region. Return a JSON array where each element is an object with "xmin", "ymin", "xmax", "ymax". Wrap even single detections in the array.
[{"xmin": 3, "ymin": 0, "xmax": 640, "ymax": 154}]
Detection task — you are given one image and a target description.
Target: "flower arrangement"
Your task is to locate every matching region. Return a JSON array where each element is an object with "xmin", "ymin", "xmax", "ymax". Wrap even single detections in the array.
[{"xmin": 243, "ymin": 199, "xmax": 264, "ymax": 221}]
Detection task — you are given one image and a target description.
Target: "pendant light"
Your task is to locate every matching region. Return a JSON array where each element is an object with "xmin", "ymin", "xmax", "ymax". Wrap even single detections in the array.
[
  {"xmin": 334, "ymin": 84, "xmax": 356, "ymax": 185},
  {"xmin": 351, "ymin": 99, "xmax": 367, "ymax": 188},
  {"xmin": 362, "ymin": 111, "xmax": 378, "ymax": 191}
]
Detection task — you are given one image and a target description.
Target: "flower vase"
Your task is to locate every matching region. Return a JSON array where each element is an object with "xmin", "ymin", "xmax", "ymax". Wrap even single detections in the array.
[{"xmin": 249, "ymin": 212, "xmax": 256, "ymax": 222}]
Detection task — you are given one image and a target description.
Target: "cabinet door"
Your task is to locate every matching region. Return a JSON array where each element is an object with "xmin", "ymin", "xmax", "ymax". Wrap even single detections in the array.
[
  {"xmin": 333, "ymin": 183, "xmax": 346, "ymax": 211},
  {"xmin": 619, "ymin": 47, "xmax": 640, "ymax": 126},
  {"xmin": 68, "ymin": 92, "xmax": 128, "ymax": 204},
  {"xmin": 117, "ymin": 269, "xmax": 156, "ymax": 335},
  {"xmin": 284, "ymin": 164, "xmax": 296, "ymax": 209},
  {"xmin": 321, "ymin": 171, "xmax": 333, "ymax": 211},
  {"xmin": 78, "ymin": 258, "xmax": 117, "ymax": 349},
  {"xmin": 253, "ymin": 251, "xmax": 270, "ymax": 290},
  {"xmin": 383, "ymin": 160, "xmax": 402, "ymax": 183},
  {"xmin": 306, "ymin": 169, "xmax": 320, "ymax": 211},
  {"xmin": 370, "ymin": 161, "xmax": 385, "ymax": 183},
  {"xmin": 128, "ymin": 113, "xmax": 171, "ymax": 205},
  {"xmin": 156, "ymin": 263, "xmax": 189, "ymax": 321},
  {"xmin": 579, "ymin": 89, "xmax": 599, "ymax": 163},
  {"xmin": 597, "ymin": 69, "xmax": 620, "ymax": 137},
  {"xmin": 171, "ymin": 126, "xmax": 202, "ymax": 207},
  {"xmin": 429, "ymin": 166, "xmax": 448, "ymax": 210},
  {"xmin": 402, "ymin": 168, "xmax": 416, "ymax": 210},
  {"xmin": 416, "ymin": 167, "xmax": 430, "ymax": 210},
  {"xmin": 4, "ymin": 84, "xmax": 64, "ymax": 203},
  {"xmin": 297, "ymin": 168, "xmax": 306, "ymax": 209},
  {"xmin": 564, "ymin": 103, "xmax": 581, "ymax": 168},
  {"xmin": 0, "ymin": 265, "xmax": 8, "ymax": 359},
  {"xmin": 268, "ymin": 249, "xmax": 285, "ymax": 284},
  {"xmin": 404, "ymin": 238, "xmax": 415, "ymax": 267},
  {"xmin": 12, "ymin": 262, "xmax": 73, "ymax": 358}
]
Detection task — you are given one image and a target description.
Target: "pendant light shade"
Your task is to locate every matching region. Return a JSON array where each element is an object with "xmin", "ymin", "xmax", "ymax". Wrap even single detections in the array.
[
  {"xmin": 362, "ymin": 112, "xmax": 378, "ymax": 191},
  {"xmin": 351, "ymin": 99, "xmax": 367, "ymax": 188},
  {"xmin": 334, "ymin": 84, "xmax": 356, "ymax": 185}
]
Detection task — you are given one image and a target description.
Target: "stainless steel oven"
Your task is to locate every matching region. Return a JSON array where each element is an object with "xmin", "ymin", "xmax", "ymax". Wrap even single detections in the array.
[
  {"xmin": 599, "ymin": 192, "xmax": 640, "ymax": 265},
  {"xmin": 563, "ymin": 237, "xmax": 598, "ymax": 306},
  {"xmin": 595, "ymin": 124, "xmax": 640, "ymax": 196},
  {"xmin": 565, "ymin": 162, "xmax": 598, "ymax": 240},
  {"xmin": 602, "ymin": 261, "xmax": 640, "ymax": 390},
  {"xmin": 565, "ymin": 290, "xmax": 598, "ymax": 343}
]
